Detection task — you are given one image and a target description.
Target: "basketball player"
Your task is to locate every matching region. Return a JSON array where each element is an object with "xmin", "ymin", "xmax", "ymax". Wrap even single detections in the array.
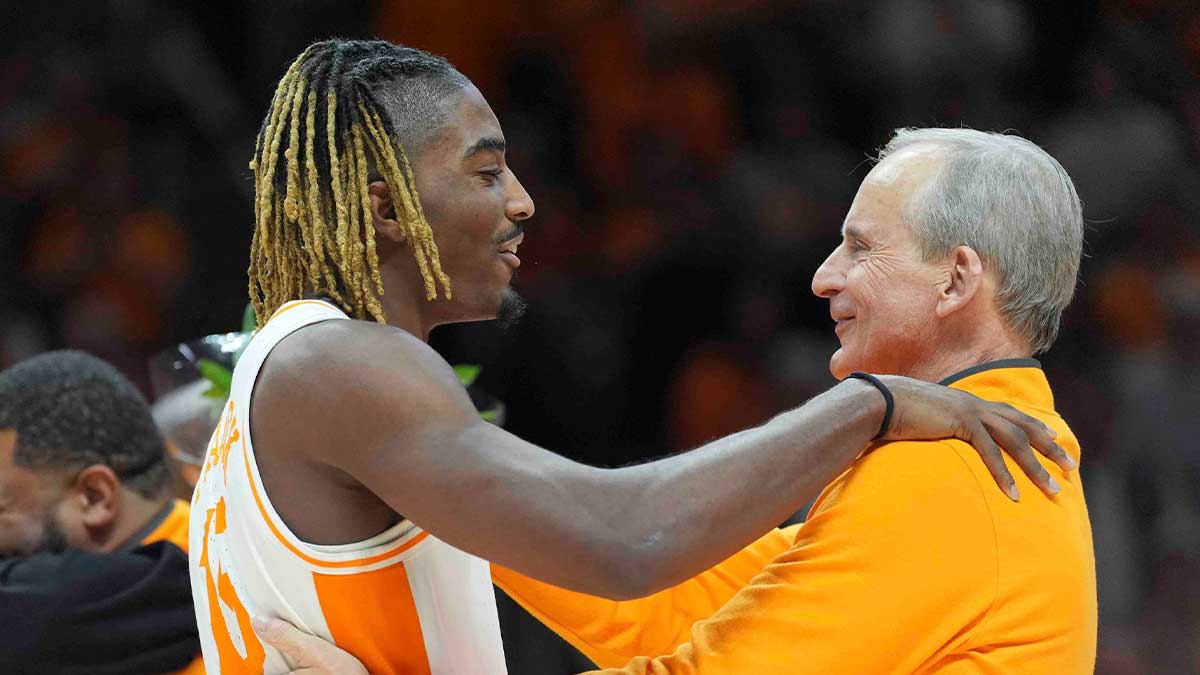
[{"xmin": 189, "ymin": 39, "xmax": 1074, "ymax": 674}]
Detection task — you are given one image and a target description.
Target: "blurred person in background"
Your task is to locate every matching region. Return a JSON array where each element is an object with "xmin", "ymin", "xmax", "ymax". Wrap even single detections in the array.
[
  {"xmin": 190, "ymin": 38, "xmax": 1071, "ymax": 675},
  {"xmin": 261, "ymin": 127, "xmax": 1095, "ymax": 674},
  {"xmin": 151, "ymin": 380, "xmax": 213, "ymax": 500},
  {"xmin": 0, "ymin": 350, "xmax": 203, "ymax": 674},
  {"xmin": 150, "ymin": 330, "xmax": 254, "ymax": 502}
]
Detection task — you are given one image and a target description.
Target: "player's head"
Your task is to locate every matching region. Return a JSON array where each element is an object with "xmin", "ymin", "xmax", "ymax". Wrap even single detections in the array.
[
  {"xmin": 812, "ymin": 128, "xmax": 1083, "ymax": 379},
  {"xmin": 249, "ymin": 38, "xmax": 534, "ymax": 330},
  {"xmin": 0, "ymin": 351, "xmax": 170, "ymax": 557}
]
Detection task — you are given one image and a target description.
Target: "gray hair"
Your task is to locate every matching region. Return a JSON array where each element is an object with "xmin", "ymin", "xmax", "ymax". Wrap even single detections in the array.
[{"xmin": 878, "ymin": 128, "xmax": 1083, "ymax": 354}]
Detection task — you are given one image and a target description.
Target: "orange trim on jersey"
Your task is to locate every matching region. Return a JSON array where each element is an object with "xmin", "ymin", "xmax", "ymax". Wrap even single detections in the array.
[
  {"xmin": 313, "ymin": 563, "xmax": 432, "ymax": 675},
  {"xmin": 267, "ymin": 299, "xmax": 336, "ymax": 324},
  {"xmin": 239, "ymin": 426, "xmax": 429, "ymax": 569},
  {"xmin": 199, "ymin": 498, "xmax": 266, "ymax": 673}
]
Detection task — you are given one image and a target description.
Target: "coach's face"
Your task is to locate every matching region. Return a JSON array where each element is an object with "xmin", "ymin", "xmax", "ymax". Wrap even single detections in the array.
[
  {"xmin": 812, "ymin": 147, "xmax": 947, "ymax": 379},
  {"xmin": 0, "ymin": 430, "xmax": 71, "ymax": 558}
]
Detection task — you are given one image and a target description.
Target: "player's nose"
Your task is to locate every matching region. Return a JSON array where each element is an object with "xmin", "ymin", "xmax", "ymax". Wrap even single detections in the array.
[{"xmin": 505, "ymin": 170, "xmax": 535, "ymax": 222}]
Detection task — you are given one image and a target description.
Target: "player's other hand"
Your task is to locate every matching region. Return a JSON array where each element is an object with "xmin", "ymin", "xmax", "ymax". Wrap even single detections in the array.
[
  {"xmin": 877, "ymin": 375, "xmax": 1077, "ymax": 501},
  {"xmin": 252, "ymin": 616, "xmax": 368, "ymax": 675}
]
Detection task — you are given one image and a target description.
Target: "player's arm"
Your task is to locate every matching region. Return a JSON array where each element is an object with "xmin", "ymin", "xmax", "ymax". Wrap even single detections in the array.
[
  {"xmin": 252, "ymin": 446, "xmax": 1000, "ymax": 675},
  {"xmin": 490, "ymin": 524, "xmax": 800, "ymax": 667},
  {"xmin": 286, "ymin": 321, "xmax": 1069, "ymax": 599}
]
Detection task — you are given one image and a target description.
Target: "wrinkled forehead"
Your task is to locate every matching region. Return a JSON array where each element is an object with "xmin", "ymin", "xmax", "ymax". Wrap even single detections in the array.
[{"xmin": 867, "ymin": 144, "xmax": 945, "ymax": 196}]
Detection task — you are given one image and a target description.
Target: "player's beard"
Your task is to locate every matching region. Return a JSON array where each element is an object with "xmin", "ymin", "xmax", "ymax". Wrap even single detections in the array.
[
  {"xmin": 35, "ymin": 512, "xmax": 71, "ymax": 555},
  {"xmin": 496, "ymin": 286, "xmax": 527, "ymax": 331}
]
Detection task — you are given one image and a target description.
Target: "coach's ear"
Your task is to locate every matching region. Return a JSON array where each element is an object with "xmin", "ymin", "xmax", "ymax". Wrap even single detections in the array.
[
  {"xmin": 69, "ymin": 464, "xmax": 121, "ymax": 532},
  {"xmin": 935, "ymin": 245, "xmax": 985, "ymax": 319},
  {"xmin": 368, "ymin": 181, "xmax": 407, "ymax": 244}
]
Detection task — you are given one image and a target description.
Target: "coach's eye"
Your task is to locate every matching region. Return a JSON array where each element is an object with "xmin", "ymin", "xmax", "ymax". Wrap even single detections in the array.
[{"xmin": 477, "ymin": 168, "xmax": 503, "ymax": 184}]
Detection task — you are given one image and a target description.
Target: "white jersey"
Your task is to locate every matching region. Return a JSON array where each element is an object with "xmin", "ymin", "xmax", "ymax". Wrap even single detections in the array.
[{"xmin": 188, "ymin": 299, "xmax": 508, "ymax": 675}]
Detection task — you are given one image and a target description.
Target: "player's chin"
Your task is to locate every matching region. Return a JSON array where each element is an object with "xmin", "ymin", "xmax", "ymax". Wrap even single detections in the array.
[{"xmin": 494, "ymin": 288, "xmax": 527, "ymax": 330}]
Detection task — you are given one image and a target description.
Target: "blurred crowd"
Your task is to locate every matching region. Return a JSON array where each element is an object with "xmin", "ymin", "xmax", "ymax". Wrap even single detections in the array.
[{"xmin": 2, "ymin": 0, "xmax": 1198, "ymax": 672}]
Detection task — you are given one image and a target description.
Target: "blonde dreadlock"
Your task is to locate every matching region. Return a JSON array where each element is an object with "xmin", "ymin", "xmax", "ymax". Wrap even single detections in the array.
[{"xmin": 248, "ymin": 39, "xmax": 461, "ymax": 326}]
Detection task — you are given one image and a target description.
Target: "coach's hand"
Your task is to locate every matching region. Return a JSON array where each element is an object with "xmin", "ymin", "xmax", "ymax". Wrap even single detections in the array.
[
  {"xmin": 252, "ymin": 616, "xmax": 368, "ymax": 675},
  {"xmin": 876, "ymin": 375, "xmax": 1076, "ymax": 501}
]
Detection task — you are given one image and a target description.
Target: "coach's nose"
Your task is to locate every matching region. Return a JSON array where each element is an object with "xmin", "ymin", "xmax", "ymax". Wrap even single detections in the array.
[{"xmin": 812, "ymin": 246, "xmax": 847, "ymax": 299}]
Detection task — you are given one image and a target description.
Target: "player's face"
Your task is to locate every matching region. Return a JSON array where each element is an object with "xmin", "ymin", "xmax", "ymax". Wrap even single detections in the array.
[
  {"xmin": 0, "ymin": 430, "xmax": 72, "ymax": 558},
  {"xmin": 410, "ymin": 84, "xmax": 535, "ymax": 326},
  {"xmin": 811, "ymin": 148, "xmax": 946, "ymax": 379}
]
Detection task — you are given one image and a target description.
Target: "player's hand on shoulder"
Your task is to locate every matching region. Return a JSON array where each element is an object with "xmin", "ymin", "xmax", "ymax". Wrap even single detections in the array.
[{"xmin": 875, "ymin": 375, "xmax": 1076, "ymax": 501}]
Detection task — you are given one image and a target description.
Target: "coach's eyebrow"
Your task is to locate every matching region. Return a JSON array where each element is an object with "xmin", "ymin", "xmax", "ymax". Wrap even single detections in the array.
[{"xmin": 463, "ymin": 136, "xmax": 506, "ymax": 160}]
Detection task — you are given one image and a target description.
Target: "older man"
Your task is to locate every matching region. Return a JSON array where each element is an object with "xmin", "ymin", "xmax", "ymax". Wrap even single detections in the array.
[{"xmin": 259, "ymin": 127, "xmax": 1096, "ymax": 673}]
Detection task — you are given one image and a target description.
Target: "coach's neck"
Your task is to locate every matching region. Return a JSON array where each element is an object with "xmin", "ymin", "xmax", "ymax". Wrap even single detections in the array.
[{"xmin": 903, "ymin": 307, "xmax": 1033, "ymax": 384}]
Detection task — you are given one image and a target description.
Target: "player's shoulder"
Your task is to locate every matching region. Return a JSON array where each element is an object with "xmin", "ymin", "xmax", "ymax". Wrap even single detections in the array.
[
  {"xmin": 266, "ymin": 318, "xmax": 449, "ymax": 386},
  {"xmin": 255, "ymin": 317, "xmax": 467, "ymax": 423},
  {"xmin": 276, "ymin": 316, "xmax": 427, "ymax": 359}
]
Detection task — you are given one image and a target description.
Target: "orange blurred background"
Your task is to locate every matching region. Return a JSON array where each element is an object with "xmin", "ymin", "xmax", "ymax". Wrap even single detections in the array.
[{"xmin": 2, "ymin": 1, "xmax": 1200, "ymax": 671}]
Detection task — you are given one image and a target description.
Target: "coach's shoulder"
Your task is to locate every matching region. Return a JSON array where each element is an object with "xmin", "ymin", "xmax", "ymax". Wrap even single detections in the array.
[{"xmin": 810, "ymin": 439, "xmax": 994, "ymax": 526}]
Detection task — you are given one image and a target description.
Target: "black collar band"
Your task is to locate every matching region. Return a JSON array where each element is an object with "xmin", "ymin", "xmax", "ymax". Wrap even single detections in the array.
[
  {"xmin": 122, "ymin": 500, "xmax": 176, "ymax": 552},
  {"xmin": 938, "ymin": 358, "xmax": 1042, "ymax": 386}
]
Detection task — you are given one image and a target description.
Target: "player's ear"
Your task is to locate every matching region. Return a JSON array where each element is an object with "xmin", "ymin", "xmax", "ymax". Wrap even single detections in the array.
[
  {"xmin": 368, "ymin": 181, "xmax": 406, "ymax": 244},
  {"xmin": 70, "ymin": 464, "xmax": 121, "ymax": 530}
]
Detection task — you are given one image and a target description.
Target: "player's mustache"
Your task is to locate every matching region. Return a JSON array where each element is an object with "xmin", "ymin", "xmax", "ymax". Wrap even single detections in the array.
[{"xmin": 495, "ymin": 224, "xmax": 524, "ymax": 245}]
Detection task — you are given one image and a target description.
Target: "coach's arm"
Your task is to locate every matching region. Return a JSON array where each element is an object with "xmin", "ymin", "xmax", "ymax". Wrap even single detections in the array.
[
  {"xmin": 578, "ymin": 440, "xmax": 1022, "ymax": 674},
  {"xmin": 491, "ymin": 524, "xmax": 801, "ymax": 667},
  {"xmin": 279, "ymin": 321, "xmax": 1070, "ymax": 600}
]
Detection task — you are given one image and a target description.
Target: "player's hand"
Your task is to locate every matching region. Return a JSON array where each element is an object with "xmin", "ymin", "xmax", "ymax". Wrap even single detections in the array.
[
  {"xmin": 252, "ymin": 616, "xmax": 369, "ymax": 675},
  {"xmin": 877, "ymin": 375, "xmax": 1076, "ymax": 501}
]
